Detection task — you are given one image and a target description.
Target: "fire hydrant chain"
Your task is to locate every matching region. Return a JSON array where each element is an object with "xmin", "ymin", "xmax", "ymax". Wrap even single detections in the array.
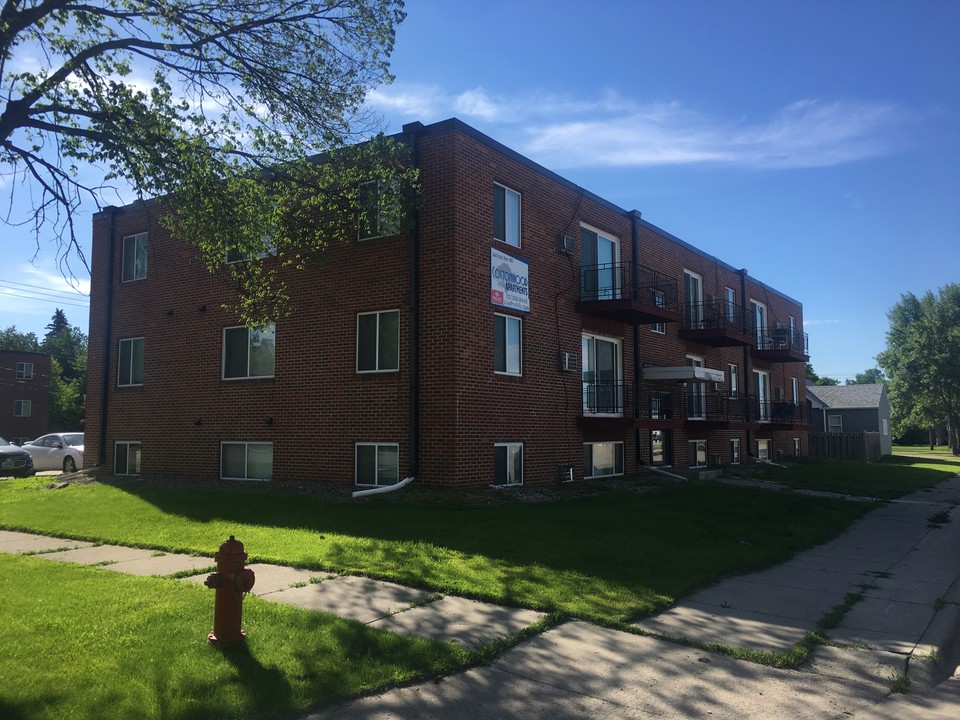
[{"xmin": 204, "ymin": 535, "xmax": 256, "ymax": 648}]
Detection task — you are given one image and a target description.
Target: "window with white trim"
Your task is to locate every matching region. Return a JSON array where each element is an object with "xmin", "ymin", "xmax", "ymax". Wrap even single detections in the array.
[
  {"xmin": 651, "ymin": 289, "xmax": 665, "ymax": 334},
  {"xmin": 493, "ymin": 183, "xmax": 521, "ymax": 247},
  {"xmin": 121, "ymin": 232, "xmax": 147, "ymax": 282},
  {"xmin": 118, "ymin": 337, "xmax": 144, "ymax": 387},
  {"xmin": 494, "ymin": 313, "xmax": 521, "ymax": 375},
  {"xmin": 791, "ymin": 376, "xmax": 800, "ymax": 405},
  {"xmin": 725, "ymin": 287, "xmax": 736, "ymax": 323},
  {"xmin": 728, "ymin": 363, "xmax": 739, "ymax": 399},
  {"xmin": 13, "ymin": 400, "xmax": 31, "ymax": 417},
  {"xmin": 494, "ymin": 442, "xmax": 523, "ymax": 485},
  {"xmin": 223, "ymin": 325, "xmax": 275, "ymax": 380},
  {"xmin": 226, "ymin": 236, "xmax": 275, "ymax": 264},
  {"xmin": 584, "ymin": 441, "xmax": 624, "ymax": 478},
  {"xmin": 580, "ymin": 224, "xmax": 620, "ymax": 301},
  {"xmin": 582, "ymin": 334, "xmax": 623, "ymax": 416},
  {"xmin": 357, "ymin": 310, "xmax": 399, "ymax": 372},
  {"xmin": 731, "ymin": 438, "xmax": 741, "ymax": 465},
  {"xmin": 757, "ymin": 439, "xmax": 770, "ymax": 461},
  {"xmin": 356, "ymin": 442, "xmax": 400, "ymax": 486},
  {"xmin": 114, "ymin": 441, "xmax": 141, "ymax": 476},
  {"xmin": 221, "ymin": 441, "xmax": 273, "ymax": 481},
  {"xmin": 688, "ymin": 439, "xmax": 707, "ymax": 468},
  {"xmin": 881, "ymin": 419, "xmax": 890, "ymax": 436},
  {"xmin": 15, "ymin": 362, "xmax": 33, "ymax": 380},
  {"xmin": 793, "ymin": 437, "xmax": 801, "ymax": 457},
  {"xmin": 828, "ymin": 415, "xmax": 843, "ymax": 432},
  {"xmin": 358, "ymin": 180, "xmax": 401, "ymax": 240}
]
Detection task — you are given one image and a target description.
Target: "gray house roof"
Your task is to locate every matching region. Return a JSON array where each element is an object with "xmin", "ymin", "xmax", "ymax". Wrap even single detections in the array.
[{"xmin": 806, "ymin": 384, "xmax": 886, "ymax": 410}]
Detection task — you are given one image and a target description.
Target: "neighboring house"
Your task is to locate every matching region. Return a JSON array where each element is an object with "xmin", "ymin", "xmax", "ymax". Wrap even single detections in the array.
[
  {"xmin": 84, "ymin": 118, "xmax": 811, "ymax": 487},
  {"xmin": 0, "ymin": 351, "xmax": 51, "ymax": 444},
  {"xmin": 807, "ymin": 384, "xmax": 892, "ymax": 457}
]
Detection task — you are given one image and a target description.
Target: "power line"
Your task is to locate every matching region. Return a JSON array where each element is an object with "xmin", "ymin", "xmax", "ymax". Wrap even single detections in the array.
[
  {"xmin": 0, "ymin": 287, "xmax": 89, "ymax": 309},
  {"xmin": 0, "ymin": 278, "xmax": 89, "ymax": 298}
]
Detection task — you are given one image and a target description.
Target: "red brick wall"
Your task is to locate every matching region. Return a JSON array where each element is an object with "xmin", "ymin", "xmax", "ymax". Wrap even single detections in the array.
[
  {"xmin": 85, "ymin": 119, "xmax": 809, "ymax": 486},
  {"xmin": 0, "ymin": 351, "xmax": 50, "ymax": 442}
]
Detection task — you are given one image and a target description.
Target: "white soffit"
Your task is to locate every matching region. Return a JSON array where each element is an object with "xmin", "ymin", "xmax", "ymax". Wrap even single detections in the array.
[{"xmin": 642, "ymin": 366, "xmax": 725, "ymax": 383}]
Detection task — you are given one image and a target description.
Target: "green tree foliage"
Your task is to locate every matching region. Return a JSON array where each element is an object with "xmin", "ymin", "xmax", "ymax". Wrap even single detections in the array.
[
  {"xmin": 846, "ymin": 367, "xmax": 886, "ymax": 385},
  {"xmin": 1, "ymin": 0, "xmax": 414, "ymax": 323},
  {"xmin": 0, "ymin": 326, "xmax": 40, "ymax": 352},
  {"xmin": 805, "ymin": 363, "xmax": 840, "ymax": 386},
  {"xmin": 877, "ymin": 284, "xmax": 960, "ymax": 454},
  {"xmin": 40, "ymin": 308, "xmax": 86, "ymax": 381}
]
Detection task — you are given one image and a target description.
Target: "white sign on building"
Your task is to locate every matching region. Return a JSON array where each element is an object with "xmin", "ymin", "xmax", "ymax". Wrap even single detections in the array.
[{"xmin": 490, "ymin": 248, "xmax": 530, "ymax": 312}]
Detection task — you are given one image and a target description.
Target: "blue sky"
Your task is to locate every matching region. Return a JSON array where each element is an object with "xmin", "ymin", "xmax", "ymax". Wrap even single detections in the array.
[{"xmin": 2, "ymin": 0, "xmax": 958, "ymax": 381}]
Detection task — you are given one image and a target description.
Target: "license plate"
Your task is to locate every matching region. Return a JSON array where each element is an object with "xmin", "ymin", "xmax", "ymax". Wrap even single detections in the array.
[{"xmin": 1, "ymin": 460, "xmax": 14, "ymax": 468}]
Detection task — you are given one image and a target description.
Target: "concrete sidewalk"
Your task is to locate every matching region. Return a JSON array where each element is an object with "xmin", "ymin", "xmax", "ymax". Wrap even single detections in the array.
[{"xmin": 2, "ymin": 474, "xmax": 959, "ymax": 718}]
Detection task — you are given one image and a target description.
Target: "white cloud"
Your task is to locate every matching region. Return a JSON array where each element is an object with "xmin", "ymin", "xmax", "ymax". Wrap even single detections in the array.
[
  {"xmin": 803, "ymin": 318, "xmax": 843, "ymax": 327},
  {"xmin": 453, "ymin": 88, "xmax": 500, "ymax": 121},
  {"xmin": 366, "ymin": 86, "xmax": 911, "ymax": 171}
]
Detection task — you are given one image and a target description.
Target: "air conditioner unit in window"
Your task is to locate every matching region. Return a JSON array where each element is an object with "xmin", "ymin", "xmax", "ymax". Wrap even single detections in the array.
[
  {"xmin": 558, "ymin": 232, "xmax": 575, "ymax": 255},
  {"xmin": 560, "ymin": 352, "xmax": 578, "ymax": 372}
]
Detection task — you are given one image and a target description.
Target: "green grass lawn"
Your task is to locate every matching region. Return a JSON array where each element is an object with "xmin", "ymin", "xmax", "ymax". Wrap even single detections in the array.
[
  {"xmin": 0, "ymin": 554, "xmax": 467, "ymax": 720},
  {"xmin": 0, "ymin": 453, "xmax": 955, "ymax": 719},
  {"xmin": 741, "ymin": 452, "xmax": 960, "ymax": 499}
]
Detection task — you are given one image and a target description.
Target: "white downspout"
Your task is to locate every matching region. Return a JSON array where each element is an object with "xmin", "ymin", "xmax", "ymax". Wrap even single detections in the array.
[{"xmin": 352, "ymin": 476, "xmax": 415, "ymax": 499}]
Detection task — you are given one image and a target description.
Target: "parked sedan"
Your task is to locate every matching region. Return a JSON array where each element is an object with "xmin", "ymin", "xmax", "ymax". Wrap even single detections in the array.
[
  {"xmin": 0, "ymin": 437, "xmax": 34, "ymax": 477},
  {"xmin": 22, "ymin": 433, "xmax": 84, "ymax": 473}
]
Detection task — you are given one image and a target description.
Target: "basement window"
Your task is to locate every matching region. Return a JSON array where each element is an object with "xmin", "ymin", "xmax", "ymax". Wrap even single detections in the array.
[
  {"xmin": 221, "ymin": 442, "xmax": 273, "ymax": 481},
  {"xmin": 114, "ymin": 441, "xmax": 141, "ymax": 476},
  {"xmin": 356, "ymin": 443, "xmax": 399, "ymax": 486}
]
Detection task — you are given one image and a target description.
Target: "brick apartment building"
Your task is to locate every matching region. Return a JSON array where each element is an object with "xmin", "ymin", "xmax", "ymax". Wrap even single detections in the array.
[
  {"xmin": 84, "ymin": 118, "xmax": 810, "ymax": 487},
  {"xmin": 0, "ymin": 350, "xmax": 51, "ymax": 444}
]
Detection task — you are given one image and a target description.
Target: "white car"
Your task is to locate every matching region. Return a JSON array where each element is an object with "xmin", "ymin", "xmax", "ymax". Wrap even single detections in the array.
[{"xmin": 23, "ymin": 433, "xmax": 84, "ymax": 473}]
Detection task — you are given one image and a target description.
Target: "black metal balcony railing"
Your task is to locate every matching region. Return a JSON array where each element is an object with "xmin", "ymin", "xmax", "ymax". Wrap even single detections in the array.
[
  {"xmin": 754, "ymin": 326, "xmax": 810, "ymax": 356},
  {"xmin": 582, "ymin": 382, "xmax": 629, "ymax": 416},
  {"xmin": 633, "ymin": 384, "xmax": 810, "ymax": 425},
  {"xmin": 580, "ymin": 262, "xmax": 679, "ymax": 309},
  {"xmin": 681, "ymin": 300, "xmax": 754, "ymax": 334}
]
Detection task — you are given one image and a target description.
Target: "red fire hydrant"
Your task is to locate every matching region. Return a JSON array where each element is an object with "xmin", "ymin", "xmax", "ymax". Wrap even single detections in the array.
[{"xmin": 204, "ymin": 535, "xmax": 256, "ymax": 647}]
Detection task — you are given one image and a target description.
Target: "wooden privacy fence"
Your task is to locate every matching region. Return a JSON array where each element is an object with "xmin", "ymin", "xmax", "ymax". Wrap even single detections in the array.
[{"xmin": 810, "ymin": 431, "xmax": 882, "ymax": 462}]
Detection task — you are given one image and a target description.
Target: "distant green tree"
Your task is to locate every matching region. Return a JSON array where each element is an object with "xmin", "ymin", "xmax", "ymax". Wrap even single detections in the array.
[
  {"xmin": 877, "ymin": 284, "xmax": 960, "ymax": 455},
  {"xmin": 40, "ymin": 309, "xmax": 86, "ymax": 381},
  {"xmin": 0, "ymin": 326, "xmax": 40, "ymax": 352},
  {"xmin": 846, "ymin": 368, "xmax": 886, "ymax": 385},
  {"xmin": 49, "ymin": 358, "xmax": 83, "ymax": 430},
  {"xmin": 805, "ymin": 363, "xmax": 841, "ymax": 386}
]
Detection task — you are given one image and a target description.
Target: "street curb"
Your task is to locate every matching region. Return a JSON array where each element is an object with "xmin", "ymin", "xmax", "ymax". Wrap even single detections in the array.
[{"xmin": 908, "ymin": 576, "xmax": 960, "ymax": 688}]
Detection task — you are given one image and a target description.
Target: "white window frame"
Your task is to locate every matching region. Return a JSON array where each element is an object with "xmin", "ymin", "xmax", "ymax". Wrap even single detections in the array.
[
  {"xmin": 226, "ymin": 236, "xmax": 275, "ymax": 264},
  {"xmin": 751, "ymin": 299, "xmax": 768, "ymax": 347},
  {"xmin": 582, "ymin": 333, "xmax": 623, "ymax": 417},
  {"xmin": 222, "ymin": 324, "xmax": 276, "ymax": 380},
  {"xmin": 651, "ymin": 288, "xmax": 665, "ymax": 334},
  {"xmin": 14, "ymin": 399, "xmax": 31, "ymax": 417},
  {"xmin": 725, "ymin": 287, "xmax": 736, "ymax": 323},
  {"xmin": 881, "ymin": 419, "xmax": 890, "ymax": 436},
  {"xmin": 791, "ymin": 376, "xmax": 800, "ymax": 405},
  {"xmin": 793, "ymin": 437, "xmax": 801, "ymax": 457},
  {"xmin": 584, "ymin": 441, "xmax": 624, "ymax": 479},
  {"xmin": 493, "ymin": 183, "xmax": 521, "ymax": 248},
  {"xmin": 355, "ymin": 442, "xmax": 400, "ymax": 487},
  {"xmin": 356, "ymin": 310, "xmax": 400, "ymax": 373},
  {"xmin": 689, "ymin": 439, "xmax": 707, "ymax": 468},
  {"xmin": 728, "ymin": 363, "xmax": 739, "ymax": 399},
  {"xmin": 220, "ymin": 441, "xmax": 273, "ymax": 481},
  {"xmin": 15, "ymin": 362, "xmax": 33, "ymax": 380},
  {"xmin": 114, "ymin": 441, "xmax": 142, "ymax": 476},
  {"xmin": 754, "ymin": 369, "xmax": 770, "ymax": 422},
  {"xmin": 687, "ymin": 355, "xmax": 706, "ymax": 420},
  {"xmin": 494, "ymin": 313, "xmax": 522, "ymax": 376},
  {"xmin": 117, "ymin": 337, "xmax": 145, "ymax": 387},
  {"xmin": 684, "ymin": 269, "xmax": 704, "ymax": 328},
  {"xmin": 358, "ymin": 179, "xmax": 401, "ymax": 240},
  {"xmin": 757, "ymin": 439, "xmax": 770, "ymax": 461},
  {"xmin": 731, "ymin": 438, "xmax": 741, "ymax": 465},
  {"xmin": 121, "ymin": 232, "xmax": 148, "ymax": 282},
  {"xmin": 580, "ymin": 223, "xmax": 621, "ymax": 301},
  {"xmin": 493, "ymin": 442, "xmax": 523, "ymax": 486},
  {"xmin": 828, "ymin": 414, "xmax": 843, "ymax": 433}
]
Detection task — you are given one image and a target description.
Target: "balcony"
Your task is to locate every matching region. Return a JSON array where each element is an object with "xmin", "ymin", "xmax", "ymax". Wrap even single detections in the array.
[
  {"xmin": 578, "ymin": 381, "xmax": 633, "ymax": 429},
  {"xmin": 678, "ymin": 301, "xmax": 756, "ymax": 347},
  {"xmin": 634, "ymin": 385, "xmax": 810, "ymax": 429},
  {"xmin": 752, "ymin": 327, "xmax": 810, "ymax": 362},
  {"xmin": 577, "ymin": 263, "xmax": 681, "ymax": 325}
]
